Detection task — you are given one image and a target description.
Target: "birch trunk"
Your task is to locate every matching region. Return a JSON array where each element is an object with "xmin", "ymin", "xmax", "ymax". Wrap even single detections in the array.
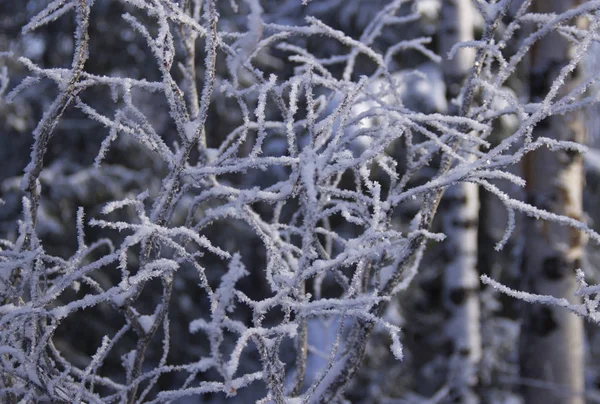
[
  {"xmin": 439, "ymin": 1, "xmax": 481, "ymax": 402},
  {"xmin": 520, "ymin": 1, "xmax": 586, "ymax": 403}
]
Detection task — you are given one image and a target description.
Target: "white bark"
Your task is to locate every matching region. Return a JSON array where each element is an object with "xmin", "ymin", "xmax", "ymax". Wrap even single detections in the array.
[
  {"xmin": 442, "ymin": 178, "xmax": 482, "ymax": 403},
  {"xmin": 439, "ymin": 1, "xmax": 481, "ymax": 402},
  {"xmin": 520, "ymin": 1, "xmax": 586, "ymax": 403}
]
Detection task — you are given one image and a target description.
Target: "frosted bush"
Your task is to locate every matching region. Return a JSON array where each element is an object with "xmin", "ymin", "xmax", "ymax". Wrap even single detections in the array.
[{"xmin": 2, "ymin": 0, "xmax": 600, "ymax": 403}]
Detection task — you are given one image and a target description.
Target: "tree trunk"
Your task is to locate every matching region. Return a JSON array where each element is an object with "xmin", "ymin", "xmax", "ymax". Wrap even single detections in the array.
[
  {"xmin": 439, "ymin": 1, "xmax": 481, "ymax": 402},
  {"xmin": 520, "ymin": 1, "xmax": 586, "ymax": 403}
]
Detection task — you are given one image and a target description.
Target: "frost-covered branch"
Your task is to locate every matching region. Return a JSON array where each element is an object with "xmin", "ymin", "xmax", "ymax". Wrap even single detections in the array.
[{"xmin": 3, "ymin": 0, "xmax": 600, "ymax": 402}]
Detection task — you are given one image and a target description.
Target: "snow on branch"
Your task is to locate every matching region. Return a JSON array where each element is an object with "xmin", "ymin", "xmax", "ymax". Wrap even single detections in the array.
[{"xmin": 2, "ymin": 0, "xmax": 600, "ymax": 403}]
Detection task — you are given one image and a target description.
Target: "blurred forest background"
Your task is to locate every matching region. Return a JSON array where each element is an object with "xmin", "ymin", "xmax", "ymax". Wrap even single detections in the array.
[{"xmin": 2, "ymin": 0, "xmax": 600, "ymax": 403}]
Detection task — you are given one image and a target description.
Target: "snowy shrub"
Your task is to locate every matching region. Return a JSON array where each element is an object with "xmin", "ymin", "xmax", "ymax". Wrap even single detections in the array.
[{"xmin": 2, "ymin": 0, "xmax": 600, "ymax": 403}]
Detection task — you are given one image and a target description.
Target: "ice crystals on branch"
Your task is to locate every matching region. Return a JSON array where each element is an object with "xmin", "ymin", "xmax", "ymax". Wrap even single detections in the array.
[{"xmin": 4, "ymin": 0, "xmax": 600, "ymax": 402}]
